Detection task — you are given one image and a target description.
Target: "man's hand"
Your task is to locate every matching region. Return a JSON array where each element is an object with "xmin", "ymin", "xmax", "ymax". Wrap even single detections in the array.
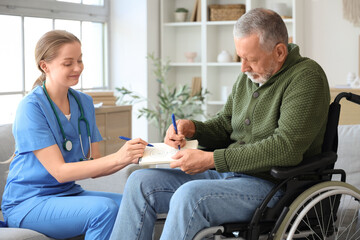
[
  {"xmin": 164, "ymin": 119, "xmax": 196, "ymax": 149},
  {"xmin": 170, "ymin": 149, "xmax": 215, "ymax": 175}
]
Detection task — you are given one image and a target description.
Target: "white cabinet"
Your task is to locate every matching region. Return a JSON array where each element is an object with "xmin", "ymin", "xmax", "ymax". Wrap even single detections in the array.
[{"xmin": 160, "ymin": 0, "xmax": 303, "ymax": 116}]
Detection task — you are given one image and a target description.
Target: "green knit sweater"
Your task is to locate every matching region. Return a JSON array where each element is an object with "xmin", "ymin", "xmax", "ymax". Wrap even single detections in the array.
[{"xmin": 191, "ymin": 44, "xmax": 330, "ymax": 182}]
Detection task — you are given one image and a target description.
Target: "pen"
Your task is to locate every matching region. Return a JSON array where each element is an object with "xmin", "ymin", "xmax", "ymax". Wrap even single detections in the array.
[
  {"xmin": 119, "ymin": 136, "xmax": 154, "ymax": 147},
  {"xmin": 171, "ymin": 113, "xmax": 181, "ymax": 150}
]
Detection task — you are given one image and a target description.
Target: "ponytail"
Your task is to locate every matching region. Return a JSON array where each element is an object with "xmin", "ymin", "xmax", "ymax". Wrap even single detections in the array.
[
  {"xmin": 32, "ymin": 72, "xmax": 46, "ymax": 89},
  {"xmin": 1, "ymin": 152, "xmax": 15, "ymax": 165}
]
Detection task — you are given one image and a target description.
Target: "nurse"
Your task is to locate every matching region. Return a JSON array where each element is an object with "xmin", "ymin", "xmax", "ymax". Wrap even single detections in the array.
[{"xmin": 1, "ymin": 30, "xmax": 148, "ymax": 239}]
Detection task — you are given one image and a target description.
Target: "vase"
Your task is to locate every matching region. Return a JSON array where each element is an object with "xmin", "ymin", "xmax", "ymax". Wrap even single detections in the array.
[
  {"xmin": 347, "ymin": 72, "xmax": 356, "ymax": 86},
  {"xmin": 185, "ymin": 52, "xmax": 197, "ymax": 62},
  {"xmin": 217, "ymin": 50, "xmax": 232, "ymax": 63},
  {"xmin": 351, "ymin": 77, "xmax": 360, "ymax": 88}
]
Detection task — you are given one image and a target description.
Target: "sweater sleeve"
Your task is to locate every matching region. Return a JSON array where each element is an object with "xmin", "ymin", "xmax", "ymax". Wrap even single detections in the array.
[
  {"xmin": 190, "ymin": 79, "xmax": 239, "ymax": 150},
  {"xmin": 213, "ymin": 68, "xmax": 330, "ymax": 173}
]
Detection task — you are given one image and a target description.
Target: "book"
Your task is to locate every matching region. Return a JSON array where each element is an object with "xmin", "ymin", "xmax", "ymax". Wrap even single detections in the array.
[
  {"xmin": 191, "ymin": 77, "xmax": 202, "ymax": 96},
  {"xmin": 138, "ymin": 140, "xmax": 199, "ymax": 166},
  {"xmin": 196, "ymin": 0, "xmax": 201, "ymax": 22},
  {"xmin": 190, "ymin": 0, "xmax": 198, "ymax": 22}
]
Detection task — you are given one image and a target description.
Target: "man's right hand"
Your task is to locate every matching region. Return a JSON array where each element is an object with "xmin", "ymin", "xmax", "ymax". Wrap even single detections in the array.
[{"xmin": 164, "ymin": 119, "xmax": 195, "ymax": 149}]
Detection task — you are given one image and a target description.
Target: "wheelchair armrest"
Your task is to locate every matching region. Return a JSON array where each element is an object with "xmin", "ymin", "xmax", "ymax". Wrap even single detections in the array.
[{"xmin": 270, "ymin": 151, "xmax": 337, "ymax": 179}]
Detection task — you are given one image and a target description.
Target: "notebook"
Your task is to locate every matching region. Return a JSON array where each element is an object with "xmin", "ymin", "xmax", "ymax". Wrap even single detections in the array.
[{"xmin": 138, "ymin": 140, "xmax": 199, "ymax": 166}]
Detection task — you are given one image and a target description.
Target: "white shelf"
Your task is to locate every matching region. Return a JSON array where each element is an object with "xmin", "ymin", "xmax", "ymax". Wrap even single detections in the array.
[
  {"xmin": 283, "ymin": 18, "xmax": 293, "ymax": 24},
  {"xmin": 160, "ymin": 0, "xmax": 302, "ymax": 116},
  {"xmin": 164, "ymin": 22, "xmax": 202, "ymax": 27},
  {"xmin": 206, "ymin": 21, "xmax": 237, "ymax": 26},
  {"xmin": 170, "ymin": 62, "xmax": 202, "ymax": 67},
  {"xmin": 207, "ymin": 62, "xmax": 241, "ymax": 67}
]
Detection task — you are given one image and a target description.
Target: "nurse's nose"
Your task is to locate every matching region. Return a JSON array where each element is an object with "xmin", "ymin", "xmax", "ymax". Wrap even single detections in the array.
[
  {"xmin": 74, "ymin": 62, "xmax": 83, "ymax": 72},
  {"xmin": 241, "ymin": 59, "xmax": 251, "ymax": 73}
]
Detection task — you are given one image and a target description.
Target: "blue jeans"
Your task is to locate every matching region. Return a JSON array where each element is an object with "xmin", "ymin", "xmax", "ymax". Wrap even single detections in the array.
[
  {"xmin": 15, "ymin": 190, "xmax": 122, "ymax": 240},
  {"xmin": 110, "ymin": 168, "xmax": 283, "ymax": 240}
]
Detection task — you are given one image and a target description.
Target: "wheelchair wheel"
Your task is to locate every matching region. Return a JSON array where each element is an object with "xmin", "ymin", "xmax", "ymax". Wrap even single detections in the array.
[{"xmin": 274, "ymin": 181, "xmax": 360, "ymax": 240}]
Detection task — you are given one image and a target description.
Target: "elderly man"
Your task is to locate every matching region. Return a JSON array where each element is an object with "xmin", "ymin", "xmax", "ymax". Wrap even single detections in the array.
[{"xmin": 110, "ymin": 8, "xmax": 330, "ymax": 240}]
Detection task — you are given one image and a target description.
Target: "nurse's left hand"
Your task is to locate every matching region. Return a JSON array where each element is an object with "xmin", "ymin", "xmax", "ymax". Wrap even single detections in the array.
[{"xmin": 117, "ymin": 138, "xmax": 148, "ymax": 164}]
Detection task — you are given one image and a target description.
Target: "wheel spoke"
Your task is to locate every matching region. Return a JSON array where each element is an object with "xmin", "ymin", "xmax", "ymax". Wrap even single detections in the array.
[{"xmin": 275, "ymin": 182, "xmax": 360, "ymax": 240}]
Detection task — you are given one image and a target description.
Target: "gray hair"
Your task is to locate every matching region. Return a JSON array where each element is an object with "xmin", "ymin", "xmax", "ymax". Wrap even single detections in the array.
[{"xmin": 233, "ymin": 8, "xmax": 288, "ymax": 52}]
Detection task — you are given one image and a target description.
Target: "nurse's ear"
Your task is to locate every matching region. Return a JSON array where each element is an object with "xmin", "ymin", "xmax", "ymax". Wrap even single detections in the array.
[{"xmin": 39, "ymin": 60, "xmax": 49, "ymax": 73}]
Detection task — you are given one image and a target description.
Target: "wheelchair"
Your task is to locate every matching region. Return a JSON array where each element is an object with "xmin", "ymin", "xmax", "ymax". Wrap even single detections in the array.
[{"xmin": 193, "ymin": 92, "xmax": 360, "ymax": 240}]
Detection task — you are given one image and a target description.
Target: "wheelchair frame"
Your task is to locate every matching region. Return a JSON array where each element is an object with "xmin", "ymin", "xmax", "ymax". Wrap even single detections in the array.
[{"xmin": 193, "ymin": 92, "xmax": 360, "ymax": 240}]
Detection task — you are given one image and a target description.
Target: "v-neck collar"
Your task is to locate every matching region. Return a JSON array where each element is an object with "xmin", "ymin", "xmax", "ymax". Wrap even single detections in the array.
[{"xmin": 54, "ymin": 90, "xmax": 78, "ymax": 139}]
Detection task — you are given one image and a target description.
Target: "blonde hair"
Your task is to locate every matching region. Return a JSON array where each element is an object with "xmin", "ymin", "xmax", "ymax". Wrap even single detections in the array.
[
  {"xmin": 1, "ymin": 153, "xmax": 15, "ymax": 164},
  {"xmin": 32, "ymin": 30, "xmax": 81, "ymax": 89}
]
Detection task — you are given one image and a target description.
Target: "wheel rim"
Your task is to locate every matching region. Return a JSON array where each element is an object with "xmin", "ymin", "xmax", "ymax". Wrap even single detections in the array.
[{"xmin": 274, "ymin": 181, "xmax": 360, "ymax": 240}]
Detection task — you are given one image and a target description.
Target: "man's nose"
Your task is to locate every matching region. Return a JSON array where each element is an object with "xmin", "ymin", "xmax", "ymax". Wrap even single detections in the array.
[{"xmin": 241, "ymin": 60, "xmax": 250, "ymax": 73}]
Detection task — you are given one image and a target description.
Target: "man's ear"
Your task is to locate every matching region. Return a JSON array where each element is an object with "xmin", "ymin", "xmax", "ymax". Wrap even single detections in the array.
[{"xmin": 274, "ymin": 43, "xmax": 287, "ymax": 63}]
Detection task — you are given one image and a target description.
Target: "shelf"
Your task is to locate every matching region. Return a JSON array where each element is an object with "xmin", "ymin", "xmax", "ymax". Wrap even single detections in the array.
[
  {"xmin": 206, "ymin": 21, "xmax": 237, "ymax": 26},
  {"xmin": 161, "ymin": 0, "xmax": 301, "ymax": 117},
  {"xmin": 283, "ymin": 18, "xmax": 294, "ymax": 24},
  {"xmin": 207, "ymin": 62, "xmax": 241, "ymax": 67},
  {"xmin": 164, "ymin": 22, "xmax": 202, "ymax": 27},
  {"xmin": 170, "ymin": 62, "xmax": 202, "ymax": 67}
]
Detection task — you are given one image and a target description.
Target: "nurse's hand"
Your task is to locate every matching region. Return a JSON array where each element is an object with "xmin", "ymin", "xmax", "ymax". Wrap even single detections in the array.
[{"xmin": 117, "ymin": 138, "xmax": 148, "ymax": 164}]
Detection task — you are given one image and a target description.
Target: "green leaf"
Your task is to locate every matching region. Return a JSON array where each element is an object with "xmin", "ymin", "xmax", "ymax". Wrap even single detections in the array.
[{"xmin": 115, "ymin": 53, "xmax": 211, "ymax": 138}]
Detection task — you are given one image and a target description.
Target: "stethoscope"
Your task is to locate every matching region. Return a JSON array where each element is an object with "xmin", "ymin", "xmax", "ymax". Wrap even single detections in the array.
[{"xmin": 42, "ymin": 82, "xmax": 92, "ymax": 161}]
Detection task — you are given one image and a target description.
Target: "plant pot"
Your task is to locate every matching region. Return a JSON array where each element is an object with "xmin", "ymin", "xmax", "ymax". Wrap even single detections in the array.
[{"xmin": 174, "ymin": 12, "xmax": 188, "ymax": 22}]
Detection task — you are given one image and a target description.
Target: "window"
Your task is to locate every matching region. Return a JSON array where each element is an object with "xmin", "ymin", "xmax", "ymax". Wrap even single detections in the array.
[{"xmin": 0, "ymin": 0, "xmax": 109, "ymax": 124}]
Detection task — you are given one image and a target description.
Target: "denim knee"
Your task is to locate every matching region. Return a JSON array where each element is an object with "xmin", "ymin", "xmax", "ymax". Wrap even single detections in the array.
[
  {"xmin": 125, "ymin": 169, "xmax": 153, "ymax": 190},
  {"xmin": 169, "ymin": 180, "xmax": 207, "ymax": 210}
]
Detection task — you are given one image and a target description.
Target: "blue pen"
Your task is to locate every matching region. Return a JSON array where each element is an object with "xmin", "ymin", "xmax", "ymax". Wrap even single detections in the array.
[
  {"xmin": 119, "ymin": 136, "xmax": 154, "ymax": 147},
  {"xmin": 171, "ymin": 113, "xmax": 181, "ymax": 150}
]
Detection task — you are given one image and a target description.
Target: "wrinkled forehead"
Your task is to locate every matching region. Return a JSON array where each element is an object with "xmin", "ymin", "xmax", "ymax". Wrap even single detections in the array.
[{"xmin": 234, "ymin": 34, "xmax": 267, "ymax": 58}]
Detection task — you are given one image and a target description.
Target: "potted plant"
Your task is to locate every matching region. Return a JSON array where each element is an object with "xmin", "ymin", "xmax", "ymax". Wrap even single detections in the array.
[
  {"xmin": 115, "ymin": 53, "xmax": 209, "ymax": 139},
  {"xmin": 174, "ymin": 7, "xmax": 189, "ymax": 22}
]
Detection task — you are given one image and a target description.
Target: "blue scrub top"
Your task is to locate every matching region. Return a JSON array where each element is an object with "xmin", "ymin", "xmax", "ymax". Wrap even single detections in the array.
[{"xmin": 1, "ymin": 86, "xmax": 103, "ymax": 227}]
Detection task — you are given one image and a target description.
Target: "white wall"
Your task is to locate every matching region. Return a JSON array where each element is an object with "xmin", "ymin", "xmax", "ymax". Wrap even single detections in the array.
[
  {"xmin": 302, "ymin": 0, "xmax": 360, "ymax": 87},
  {"xmin": 110, "ymin": 0, "xmax": 160, "ymax": 142}
]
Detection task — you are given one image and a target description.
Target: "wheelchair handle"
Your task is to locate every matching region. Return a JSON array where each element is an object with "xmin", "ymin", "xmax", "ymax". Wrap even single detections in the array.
[{"xmin": 334, "ymin": 92, "xmax": 360, "ymax": 105}]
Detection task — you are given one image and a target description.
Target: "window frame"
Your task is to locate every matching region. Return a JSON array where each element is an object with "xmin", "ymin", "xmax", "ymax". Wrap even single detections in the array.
[
  {"xmin": 0, "ymin": 0, "xmax": 110, "ymax": 95},
  {"xmin": 0, "ymin": 0, "xmax": 109, "ymax": 22}
]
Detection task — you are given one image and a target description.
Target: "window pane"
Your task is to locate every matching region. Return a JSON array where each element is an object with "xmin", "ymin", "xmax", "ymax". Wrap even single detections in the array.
[
  {"xmin": 81, "ymin": 21, "xmax": 104, "ymax": 88},
  {"xmin": 83, "ymin": 0, "xmax": 104, "ymax": 6},
  {"xmin": 0, "ymin": 15, "xmax": 23, "ymax": 92},
  {"xmin": 57, "ymin": 0, "xmax": 81, "ymax": 3},
  {"xmin": 24, "ymin": 17, "xmax": 52, "ymax": 91},
  {"xmin": 54, "ymin": 19, "xmax": 81, "ymax": 40},
  {"xmin": 56, "ymin": 0, "xmax": 104, "ymax": 5},
  {"xmin": 0, "ymin": 94, "xmax": 23, "ymax": 124}
]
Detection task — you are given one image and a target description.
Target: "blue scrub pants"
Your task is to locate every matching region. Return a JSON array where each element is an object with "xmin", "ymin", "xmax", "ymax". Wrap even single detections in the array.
[
  {"xmin": 18, "ymin": 190, "xmax": 122, "ymax": 240},
  {"xmin": 110, "ymin": 168, "xmax": 284, "ymax": 240}
]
